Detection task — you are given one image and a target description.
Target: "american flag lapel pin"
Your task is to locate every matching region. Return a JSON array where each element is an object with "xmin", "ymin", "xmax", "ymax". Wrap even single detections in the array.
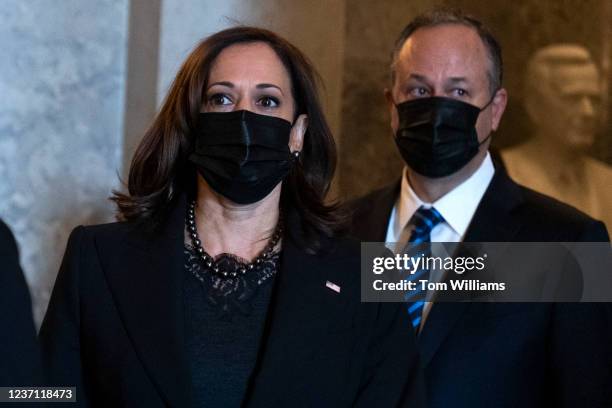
[{"xmin": 326, "ymin": 280, "xmax": 341, "ymax": 293}]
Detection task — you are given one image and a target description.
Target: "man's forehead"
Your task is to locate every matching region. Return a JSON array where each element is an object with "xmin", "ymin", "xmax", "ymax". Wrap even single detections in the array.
[{"xmin": 395, "ymin": 24, "xmax": 489, "ymax": 82}]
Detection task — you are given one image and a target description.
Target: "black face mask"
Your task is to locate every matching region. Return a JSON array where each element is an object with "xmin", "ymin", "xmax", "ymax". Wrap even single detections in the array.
[
  {"xmin": 189, "ymin": 110, "xmax": 294, "ymax": 204},
  {"xmin": 394, "ymin": 96, "xmax": 494, "ymax": 178}
]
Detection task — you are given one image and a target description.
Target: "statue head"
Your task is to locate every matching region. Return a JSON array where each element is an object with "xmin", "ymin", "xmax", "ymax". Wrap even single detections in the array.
[{"xmin": 524, "ymin": 44, "xmax": 601, "ymax": 151}]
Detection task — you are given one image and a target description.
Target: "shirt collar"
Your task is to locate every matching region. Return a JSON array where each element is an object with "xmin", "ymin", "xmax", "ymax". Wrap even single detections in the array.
[{"xmin": 396, "ymin": 152, "xmax": 495, "ymax": 239}]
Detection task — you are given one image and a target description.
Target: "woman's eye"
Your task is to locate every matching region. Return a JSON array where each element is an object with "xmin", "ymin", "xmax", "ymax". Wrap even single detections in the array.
[
  {"xmin": 258, "ymin": 96, "xmax": 279, "ymax": 108},
  {"xmin": 209, "ymin": 94, "xmax": 232, "ymax": 106}
]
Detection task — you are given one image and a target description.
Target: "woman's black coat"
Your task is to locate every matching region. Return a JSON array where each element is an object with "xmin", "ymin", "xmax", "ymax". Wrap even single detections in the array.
[{"xmin": 39, "ymin": 195, "xmax": 425, "ymax": 407}]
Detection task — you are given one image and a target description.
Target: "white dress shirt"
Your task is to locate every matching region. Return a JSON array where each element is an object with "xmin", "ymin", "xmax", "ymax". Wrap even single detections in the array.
[{"xmin": 385, "ymin": 153, "xmax": 495, "ymax": 329}]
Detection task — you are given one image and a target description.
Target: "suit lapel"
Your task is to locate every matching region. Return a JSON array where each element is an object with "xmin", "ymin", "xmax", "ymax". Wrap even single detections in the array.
[
  {"xmin": 102, "ymin": 195, "xmax": 191, "ymax": 408},
  {"xmin": 462, "ymin": 170, "xmax": 524, "ymax": 243},
  {"xmin": 418, "ymin": 302, "xmax": 471, "ymax": 365},
  {"xmin": 246, "ymin": 221, "xmax": 356, "ymax": 405},
  {"xmin": 354, "ymin": 181, "xmax": 400, "ymax": 242},
  {"xmin": 419, "ymin": 170, "xmax": 525, "ymax": 366}
]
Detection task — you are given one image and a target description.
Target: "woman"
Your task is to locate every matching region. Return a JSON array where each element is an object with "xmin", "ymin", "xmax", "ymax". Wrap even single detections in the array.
[{"xmin": 40, "ymin": 27, "xmax": 424, "ymax": 407}]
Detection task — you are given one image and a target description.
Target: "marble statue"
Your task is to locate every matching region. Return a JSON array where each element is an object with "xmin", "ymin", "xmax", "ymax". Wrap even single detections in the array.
[{"xmin": 502, "ymin": 44, "xmax": 612, "ymax": 232}]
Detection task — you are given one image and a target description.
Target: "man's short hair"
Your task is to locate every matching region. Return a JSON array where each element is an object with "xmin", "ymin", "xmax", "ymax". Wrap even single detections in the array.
[{"xmin": 390, "ymin": 9, "xmax": 503, "ymax": 96}]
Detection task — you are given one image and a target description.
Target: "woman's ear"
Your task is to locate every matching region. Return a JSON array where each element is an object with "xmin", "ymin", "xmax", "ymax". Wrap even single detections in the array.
[{"xmin": 289, "ymin": 114, "xmax": 308, "ymax": 152}]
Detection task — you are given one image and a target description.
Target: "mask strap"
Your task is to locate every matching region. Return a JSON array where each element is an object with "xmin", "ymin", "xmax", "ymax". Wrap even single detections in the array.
[
  {"xmin": 479, "ymin": 132, "xmax": 492, "ymax": 146},
  {"xmin": 477, "ymin": 89, "xmax": 499, "ymax": 146},
  {"xmin": 480, "ymin": 89, "xmax": 499, "ymax": 111}
]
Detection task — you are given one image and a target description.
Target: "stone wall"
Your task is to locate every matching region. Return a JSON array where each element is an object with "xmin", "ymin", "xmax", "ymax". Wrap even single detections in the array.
[{"xmin": 0, "ymin": 0, "xmax": 129, "ymax": 325}]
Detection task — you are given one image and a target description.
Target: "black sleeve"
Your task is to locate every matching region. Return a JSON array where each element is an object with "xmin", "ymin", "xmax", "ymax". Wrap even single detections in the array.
[
  {"xmin": 0, "ymin": 219, "xmax": 42, "ymax": 387},
  {"xmin": 353, "ymin": 302, "xmax": 426, "ymax": 408},
  {"xmin": 39, "ymin": 226, "xmax": 89, "ymax": 407}
]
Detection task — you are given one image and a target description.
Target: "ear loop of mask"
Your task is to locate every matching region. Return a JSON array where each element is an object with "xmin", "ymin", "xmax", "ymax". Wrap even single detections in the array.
[
  {"xmin": 479, "ymin": 89, "xmax": 498, "ymax": 112},
  {"xmin": 477, "ymin": 89, "xmax": 499, "ymax": 146}
]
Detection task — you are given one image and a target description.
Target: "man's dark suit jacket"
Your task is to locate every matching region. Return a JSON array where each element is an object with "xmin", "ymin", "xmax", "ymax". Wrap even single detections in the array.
[
  {"xmin": 350, "ymin": 169, "xmax": 612, "ymax": 408},
  {"xmin": 39, "ymin": 194, "xmax": 425, "ymax": 408},
  {"xmin": 0, "ymin": 219, "xmax": 42, "ymax": 386}
]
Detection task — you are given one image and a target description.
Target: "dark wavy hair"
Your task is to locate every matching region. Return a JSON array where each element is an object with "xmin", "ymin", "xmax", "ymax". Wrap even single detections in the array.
[{"xmin": 111, "ymin": 26, "xmax": 344, "ymax": 252}]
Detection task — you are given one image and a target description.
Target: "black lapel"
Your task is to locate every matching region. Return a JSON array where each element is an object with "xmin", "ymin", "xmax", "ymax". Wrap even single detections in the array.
[
  {"xmin": 246, "ymin": 218, "xmax": 356, "ymax": 405},
  {"xmin": 351, "ymin": 180, "xmax": 401, "ymax": 242},
  {"xmin": 463, "ymin": 170, "xmax": 524, "ymax": 243},
  {"xmin": 419, "ymin": 170, "xmax": 525, "ymax": 366},
  {"xmin": 102, "ymin": 195, "xmax": 191, "ymax": 408}
]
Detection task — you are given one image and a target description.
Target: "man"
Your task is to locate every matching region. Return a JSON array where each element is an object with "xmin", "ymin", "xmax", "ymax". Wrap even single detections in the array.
[
  {"xmin": 502, "ymin": 44, "xmax": 612, "ymax": 231},
  {"xmin": 350, "ymin": 10, "xmax": 611, "ymax": 408},
  {"xmin": 0, "ymin": 219, "xmax": 42, "ymax": 386}
]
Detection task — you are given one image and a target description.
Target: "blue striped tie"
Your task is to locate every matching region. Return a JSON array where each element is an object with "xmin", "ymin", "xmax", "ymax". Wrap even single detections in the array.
[{"xmin": 402, "ymin": 206, "xmax": 444, "ymax": 330}]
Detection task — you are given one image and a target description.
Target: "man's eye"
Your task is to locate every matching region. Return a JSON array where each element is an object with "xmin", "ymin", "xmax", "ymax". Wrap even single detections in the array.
[
  {"xmin": 453, "ymin": 88, "xmax": 468, "ymax": 97},
  {"xmin": 409, "ymin": 87, "xmax": 429, "ymax": 97},
  {"xmin": 209, "ymin": 94, "xmax": 232, "ymax": 105},
  {"xmin": 258, "ymin": 96, "xmax": 279, "ymax": 108}
]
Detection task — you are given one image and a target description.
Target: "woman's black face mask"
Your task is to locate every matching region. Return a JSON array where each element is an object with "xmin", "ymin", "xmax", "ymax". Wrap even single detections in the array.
[
  {"xmin": 189, "ymin": 110, "xmax": 295, "ymax": 204},
  {"xmin": 394, "ymin": 96, "xmax": 494, "ymax": 178}
]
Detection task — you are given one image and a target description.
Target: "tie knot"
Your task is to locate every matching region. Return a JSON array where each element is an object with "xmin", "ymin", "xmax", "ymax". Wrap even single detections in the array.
[{"xmin": 408, "ymin": 206, "xmax": 444, "ymax": 242}]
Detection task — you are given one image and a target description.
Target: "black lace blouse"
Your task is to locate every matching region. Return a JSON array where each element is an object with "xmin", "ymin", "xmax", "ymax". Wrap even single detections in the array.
[{"xmin": 183, "ymin": 244, "xmax": 280, "ymax": 407}]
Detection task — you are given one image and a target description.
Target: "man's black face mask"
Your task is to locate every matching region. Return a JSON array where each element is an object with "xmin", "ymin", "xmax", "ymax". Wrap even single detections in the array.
[
  {"xmin": 189, "ymin": 110, "xmax": 294, "ymax": 204},
  {"xmin": 394, "ymin": 96, "xmax": 493, "ymax": 178}
]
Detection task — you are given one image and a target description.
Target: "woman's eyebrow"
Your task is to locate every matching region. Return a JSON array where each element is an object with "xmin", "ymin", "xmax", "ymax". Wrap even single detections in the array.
[
  {"xmin": 206, "ymin": 81, "xmax": 284, "ymax": 96},
  {"xmin": 208, "ymin": 81, "xmax": 234, "ymax": 89},
  {"xmin": 256, "ymin": 83, "xmax": 284, "ymax": 96}
]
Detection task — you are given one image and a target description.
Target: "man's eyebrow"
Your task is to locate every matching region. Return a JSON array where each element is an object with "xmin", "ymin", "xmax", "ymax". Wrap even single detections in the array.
[
  {"xmin": 446, "ymin": 77, "xmax": 469, "ymax": 84},
  {"xmin": 408, "ymin": 73, "xmax": 429, "ymax": 82}
]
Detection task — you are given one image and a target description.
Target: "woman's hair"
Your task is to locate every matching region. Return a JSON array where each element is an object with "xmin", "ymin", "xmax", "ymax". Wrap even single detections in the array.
[{"xmin": 112, "ymin": 26, "xmax": 344, "ymax": 252}]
